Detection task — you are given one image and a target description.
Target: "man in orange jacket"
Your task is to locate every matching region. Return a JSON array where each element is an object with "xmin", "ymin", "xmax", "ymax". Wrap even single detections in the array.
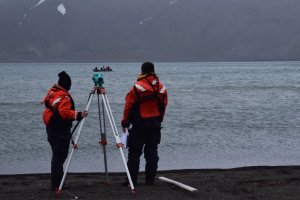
[
  {"xmin": 121, "ymin": 62, "xmax": 168, "ymax": 186},
  {"xmin": 42, "ymin": 71, "xmax": 87, "ymax": 190}
]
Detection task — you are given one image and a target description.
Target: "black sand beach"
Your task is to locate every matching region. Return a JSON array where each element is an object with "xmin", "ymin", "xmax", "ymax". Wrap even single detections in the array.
[{"xmin": 1, "ymin": 166, "xmax": 300, "ymax": 199}]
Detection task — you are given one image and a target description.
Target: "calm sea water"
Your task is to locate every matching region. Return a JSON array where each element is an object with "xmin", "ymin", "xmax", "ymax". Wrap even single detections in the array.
[{"xmin": 1, "ymin": 62, "xmax": 300, "ymax": 174}]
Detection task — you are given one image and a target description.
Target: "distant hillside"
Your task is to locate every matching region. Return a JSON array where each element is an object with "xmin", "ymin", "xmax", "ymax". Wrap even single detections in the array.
[{"xmin": 1, "ymin": 0, "xmax": 300, "ymax": 62}]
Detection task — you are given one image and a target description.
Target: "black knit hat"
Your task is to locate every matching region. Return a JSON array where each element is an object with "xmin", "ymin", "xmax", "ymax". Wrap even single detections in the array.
[
  {"xmin": 58, "ymin": 71, "xmax": 71, "ymax": 91},
  {"xmin": 141, "ymin": 62, "xmax": 155, "ymax": 74}
]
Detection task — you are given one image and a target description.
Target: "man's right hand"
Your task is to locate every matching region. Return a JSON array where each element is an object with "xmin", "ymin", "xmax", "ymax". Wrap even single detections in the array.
[{"xmin": 121, "ymin": 120, "xmax": 130, "ymax": 133}]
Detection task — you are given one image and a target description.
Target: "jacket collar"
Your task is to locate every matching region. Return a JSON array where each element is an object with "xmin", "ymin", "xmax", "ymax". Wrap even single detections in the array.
[
  {"xmin": 53, "ymin": 84, "xmax": 69, "ymax": 93},
  {"xmin": 137, "ymin": 73, "xmax": 157, "ymax": 81}
]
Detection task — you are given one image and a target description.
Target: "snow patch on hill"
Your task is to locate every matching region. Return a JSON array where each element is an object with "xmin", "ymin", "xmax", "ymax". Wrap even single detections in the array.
[
  {"xmin": 57, "ymin": 4, "xmax": 66, "ymax": 15},
  {"xmin": 30, "ymin": 0, "xmax": 47, "ymax": 10}
]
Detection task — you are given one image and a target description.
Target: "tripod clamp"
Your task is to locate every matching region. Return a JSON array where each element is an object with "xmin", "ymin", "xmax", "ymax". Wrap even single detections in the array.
[{"xmin": 95, "ymin": 86, "xmax": 106, "ymax": 95}]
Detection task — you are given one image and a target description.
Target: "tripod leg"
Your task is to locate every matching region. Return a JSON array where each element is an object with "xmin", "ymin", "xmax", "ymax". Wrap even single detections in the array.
[
  {"xmin": 57, "ymin": 90, "xmax": 95, "ymax": 194},
  {"xmin": 97, "ymin": 92, "xmax": 109, "ymax": 183},
  {"xmin": 100, "ymin": 93, "xmax": 135, "ymax": 192},
  {"xmin": 102, "ymin": 138, "xmax": 109, "ymax": 183},
  {"xmin": 102, "ymin": 94, "xmax": 119, "ymax": 138}
]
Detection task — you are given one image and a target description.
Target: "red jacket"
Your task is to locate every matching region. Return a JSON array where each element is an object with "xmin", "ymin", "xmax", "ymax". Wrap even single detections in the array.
[
  {"xmin": 122, "ymin": 75, "xmax": 168, "ymax": 127},
  {"xmin": 42, "ymin": 84, "xmax": 78, "ymax": 127}
]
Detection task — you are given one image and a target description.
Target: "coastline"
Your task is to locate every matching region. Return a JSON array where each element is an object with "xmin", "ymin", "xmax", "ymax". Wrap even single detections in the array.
[{"xmin": 1, "ymin": 166, "xmax": 300, "ymax": 199}]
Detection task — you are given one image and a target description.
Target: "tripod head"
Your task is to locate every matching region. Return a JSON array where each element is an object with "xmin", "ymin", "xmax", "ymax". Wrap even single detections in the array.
[{"xmin": 92, "ymin": 73, "xmax": 104, "ymax": 86}]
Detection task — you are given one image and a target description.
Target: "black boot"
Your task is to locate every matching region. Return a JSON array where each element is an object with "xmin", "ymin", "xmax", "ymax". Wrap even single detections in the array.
[{"xmin": 145, "ymin": 177, "xmax": 155, "ymax": 185}]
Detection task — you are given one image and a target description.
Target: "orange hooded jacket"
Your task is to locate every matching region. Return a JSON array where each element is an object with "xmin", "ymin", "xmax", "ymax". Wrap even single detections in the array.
[
  {"xmin": 42, "ymin": 84, "xmax": 78, "ymax": 127},
  {"xmin": 122, "ymin": 75, "xmax": 168, "ymax": 127}
]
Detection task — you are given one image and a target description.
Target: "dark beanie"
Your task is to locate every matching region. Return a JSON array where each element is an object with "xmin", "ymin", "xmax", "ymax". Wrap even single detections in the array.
[
  {"xmin": 58, "ymin": 71, "xmax": 71, "ymax": 91},
  {"xmin": 141, "ymin": 62, "xmax": 155, "ymax": 74}
]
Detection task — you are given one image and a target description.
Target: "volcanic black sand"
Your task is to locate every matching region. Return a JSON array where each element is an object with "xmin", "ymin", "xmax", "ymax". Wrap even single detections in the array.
[{"xmin": 1, "ymin": 166, "xmax": 300, "ymax": 199}]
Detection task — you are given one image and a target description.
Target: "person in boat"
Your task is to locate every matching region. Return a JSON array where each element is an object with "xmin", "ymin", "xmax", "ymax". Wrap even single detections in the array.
[
  {"xmin": 121, "ymin": 62, "xmax": 168, "ymax": 186},
  {"xmin": 94, "ymin": 66, "xmax": 98, "ymax": 71}
]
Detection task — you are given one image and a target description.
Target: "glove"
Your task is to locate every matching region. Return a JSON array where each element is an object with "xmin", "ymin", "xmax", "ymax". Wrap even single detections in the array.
[
  {"xmin": 76, "ymin": 111, "xmax": 88, "ymax": 121},
  {"xmin": 121, "ymin": 120, "xmax": 130, "ymax": 128}
]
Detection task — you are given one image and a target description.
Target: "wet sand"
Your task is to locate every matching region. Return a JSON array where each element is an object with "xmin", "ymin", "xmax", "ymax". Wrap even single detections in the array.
[{"xmin": 1, "ymin": 166, "xmax": 300, "ymax": 199}]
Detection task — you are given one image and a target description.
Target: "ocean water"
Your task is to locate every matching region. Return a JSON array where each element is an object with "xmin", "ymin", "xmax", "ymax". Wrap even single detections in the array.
[{"xmin": 1, "ymin": 62, "xmax": 300, "ymax": 174}]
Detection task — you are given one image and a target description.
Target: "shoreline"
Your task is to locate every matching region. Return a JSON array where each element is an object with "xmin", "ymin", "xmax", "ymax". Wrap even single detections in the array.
[{"xmin": 1, "ymin": 165, "xmax": 300, "ymax": 199}]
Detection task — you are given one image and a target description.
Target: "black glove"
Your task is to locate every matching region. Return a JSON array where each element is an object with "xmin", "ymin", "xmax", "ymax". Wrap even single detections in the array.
[
  {"xmin": 76, "ymin": 112, "xmax": 83, "ymax": 121},
  {"xmin": 121, "ymin": 120, "xmax": 130, "ymax": 128}
]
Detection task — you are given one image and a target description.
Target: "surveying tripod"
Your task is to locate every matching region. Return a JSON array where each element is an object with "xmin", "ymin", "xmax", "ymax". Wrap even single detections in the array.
[{"xmin": 57, "ymin": 73, "xmax": 135, "ymax": 194}]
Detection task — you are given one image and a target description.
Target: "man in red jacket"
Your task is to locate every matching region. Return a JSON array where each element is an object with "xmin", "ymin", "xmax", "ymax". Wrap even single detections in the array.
[
  {"xmin": 121, "ymin": 62, "xmax": 168, "ymax": 186},
  {"xmin": 42, "ymin": 71, "xmax": 87, "ymax": 190}
]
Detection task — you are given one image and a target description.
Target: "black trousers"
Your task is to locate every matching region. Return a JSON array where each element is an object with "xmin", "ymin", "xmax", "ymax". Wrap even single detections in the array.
[
  {"xmin": 48, "ymin": 139, "xmax": 70, "ymax": 189},
  {"xmin": 127, "ymin": 127, "xmax": 161, "ymax": 184}
]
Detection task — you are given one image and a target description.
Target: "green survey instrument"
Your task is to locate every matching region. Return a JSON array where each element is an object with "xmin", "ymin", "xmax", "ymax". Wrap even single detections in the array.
[{"xmin": 92, "ymin": 73, "xmax": 104, "ymax": 86}]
